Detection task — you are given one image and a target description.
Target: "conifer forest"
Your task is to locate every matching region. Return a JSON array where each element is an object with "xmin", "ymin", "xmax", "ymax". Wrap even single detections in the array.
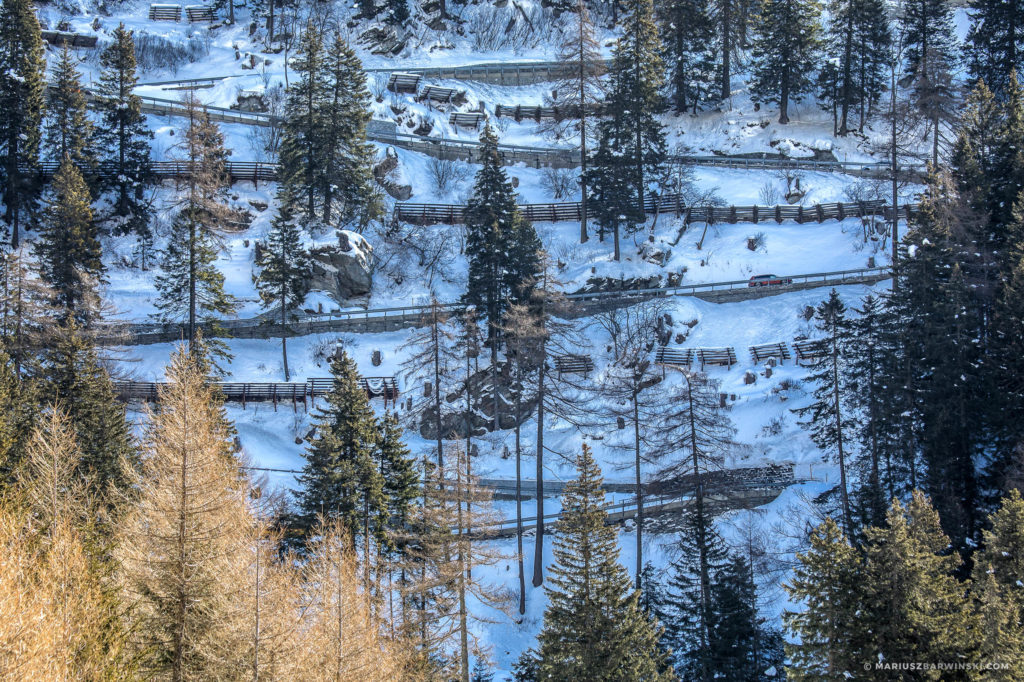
[{"xmin": 4, "ymin": 0, "xmax": 1024, "ymax": 676}]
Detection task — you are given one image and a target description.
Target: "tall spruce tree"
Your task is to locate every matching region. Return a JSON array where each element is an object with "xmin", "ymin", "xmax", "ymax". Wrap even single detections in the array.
[
  {"xmin": 795, "ymin": 289, "xmax": 854, "ymax": 533},
  {"xmin": 96, "ymin": 24, "xmax": 153, "ymax": 241},
  {"xmin": 657, "ymin": 0, "xmax": 716, "ymax": 114},
  {"xmin": 34, "ymin": 158, "xmax": 103, "ymax": 324},
  {"xmin": 749, "ymin": 0, "xmax": 822, "ymax": 124},
  {"xmin": 279, "ymin": 26, "xmax": 381, "ymax": 229},
  {"xmin": 658, "ymin": 506, "xmax": 731, "ymax": 679},
  {"xmin": 0, "ymin": 0, "xmax": 45, "ymax": 248},
  {"xmin": 822, "ymin": 0, "xmax": 891, "ymax": 134},
  {"xmin": 857, "ymin": 493, "xmax": 980, "ymax": 668},
  {"xmin": 254, "ymin": 187, "xmax": 310, "ymax": 381},
  {"xmin": 463, "ymin": 125, "xmax": 541, "ymax": 356},
  {"xmin": 279, "ymin": 20, "xmax": 327, "ymax": 222},
  {"xmin": 972, "ymin": 490, "xmax": 1024, "ymax": 673},
  {"xmin": 844, "ymin": 294, "xmax": 892, "ymax": 530},
  {"xmin": 291, "ymin": 350, "xmax": 383, "ymax": 552},
  {"xmin": 888, "ymin": 172, "xmax": 985, "ymax": 551},
  {"xmin": 154, "ymin": 96, "xmax": 237, "ymax": 354},
  {"xmin": 784, "ymin": 518, "xmax": 866, "ymax": 679},
  {"xmin": 375, "ymin": 411, "xmax": 418, "ymax": 555},
  {"xmin": 989, "ymin": 73, "xmax": 1024, "ymax": 233},
  {"xmin": 532, "ymin": 445, "xmax": 674, "ymax": 681},
  {"xmin": 588, "ymin": 0, "xmax": 666, "ymax": 256},
  {"xmin": 321, "ymin": 34, "xmax": 381, "ymax": 229},
  {"xmin": 44, "ymin": 46, "xmax": 97, "ymax": 187},
  {"xmin": 900, "ymin": 0, "xmax": 956, "ymax": 81},
  {"xmin": 710, "ymin": 0, "xmax": 744, "ymax": 101},
  {"xmin": 967, "ymin": 0, "xmax": 1024, "ymax": 98},
  {"xmin": 0, "ymin": 247, "xmax": 54, "ymax": 374}
]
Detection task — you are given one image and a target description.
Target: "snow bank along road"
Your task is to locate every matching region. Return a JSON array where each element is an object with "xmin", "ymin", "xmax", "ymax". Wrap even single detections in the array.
[{"xmin": 98, "ymin": 266, "xmax": 891, "ymax": 346}]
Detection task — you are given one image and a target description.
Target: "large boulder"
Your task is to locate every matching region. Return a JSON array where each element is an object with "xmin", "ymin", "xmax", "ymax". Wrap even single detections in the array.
[{"xmin": 306, "ymin": 231, "xmax": 373, "ymax": 303}]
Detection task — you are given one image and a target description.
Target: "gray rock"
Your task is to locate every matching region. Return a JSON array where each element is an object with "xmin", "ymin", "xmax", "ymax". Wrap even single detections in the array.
[{"xmin": 306, "ymin": 237, "xmax": 373, "ymax": 304}]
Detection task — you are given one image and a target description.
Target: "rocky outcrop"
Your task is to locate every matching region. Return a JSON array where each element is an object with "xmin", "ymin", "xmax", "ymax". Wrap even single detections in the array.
[
  {"xmin": 419, "ymin": 362, "xmax": 535, "ymax": 440},
  {"xmin": 306, "ymin": 232, "xmax": 373, "ymax": 303},
  {"xmin": 373, "ymin": 147, "xmax": 413, "ymax": 201}
]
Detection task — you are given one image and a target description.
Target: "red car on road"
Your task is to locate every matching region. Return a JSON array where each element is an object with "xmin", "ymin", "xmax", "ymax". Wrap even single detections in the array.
[{"xmin": 748, "ymin": 274, "xmax": 793, "ymax": 287}]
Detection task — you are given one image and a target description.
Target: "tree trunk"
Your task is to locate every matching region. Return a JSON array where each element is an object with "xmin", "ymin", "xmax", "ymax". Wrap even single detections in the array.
[
  {"xmin": 721, "ymin": 0, "xmax": 732, "ymax": 102},
  {"xmin": 532, "ymin": 346, "xmax": 546, "ymax": 588},
  {"xmin": 779, "ymin": 72, "xmax": 791, "ymax": 125},
  {"xmin": 433, "ymin": 308, "xmax": 444, "ymax": 467},
  {"xmin": 890, "ymin": 66, "xmax": 899, "ymax": 291},
  {"xmin": 515, "ymin": 373, "xmax": 525, "ymax": 615},
  {"xmin": 839, "ymin": 9, "xmax": 854, "ymax": 135},
  {"xmin": 633, "ymin": 390, "xmax": 642, "ymax": 589},
  {"xmin": 831, "ymin": 332, "xmax": 852, "ymax": 534},
  {"xmin": 281, "ymin": 285, "xmax": 290, "ymax": 381}
]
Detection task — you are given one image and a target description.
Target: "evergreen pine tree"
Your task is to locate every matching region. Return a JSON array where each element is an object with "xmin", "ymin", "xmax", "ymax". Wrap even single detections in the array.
[
  {"xmin": 990, "ymin": 73, "xmax": 1024, "ymax": 233},
  {"xmin": 657, "ymin": 0, "xmax": 716, "ymax": 114},
  {"xmin": 532, "ymin": 444, "xmax": 673, "ymax": 681},
  {"xmin": 822, "ymin": 0, "xmax": 890, "ymax": 134},
  {"xmin": 154, "ymin": 96, "xmax": 237, "ymax": 355},
  {"xmin": 321, "ymin": 34, "xmax": 381, "ymax": 229},
  {"xmin": 463, "ymin": 125, "xmax": 540, "ymax": 354},
  {"xmin": 845, "ymin": 294, "xmax": 891, "ymax": 530},
  {"xmin": 967, "ymin": 0, "xmax": 1024, "ymax": 98},
  {"xmin": 44, "ymin": 46, "xmax": 96, "ymax": 187},
  {"xmin": 888, "ymin": 172, "xmax": 985, "ymax": 551},
  {"xmin": 254, "ymin": 187, "xmax": 310, "ymax": 381},
  {"xmin": 43, "ymin": 322, "xmax": 136, "ymax": 504},
  {"xmin": 0, "ymin": 0, "xmax": 45, "ymax": 247},
  {"xmin": 0, "ymin": 247, "xmax": 56, "ymax": 374},
  {"xmin": 707, "ymin": 552, "xmax": 781, "ymax": 680},
  {"xmin": 0, "ymin": 349, "xmax": 36, "ymax": 486},
  {"xmin": 749, "ymin": 0, "xmax": 822, "ymax": 124},
  {"xmin": 279, "ymin": 20, "xmax": 328, "ymax": 221},
  {"xmin": 588, "ymin": 0, "xmax": 666, "ymax": 256},
  {"xmin": 795, "ymin": 289, "xmax": 854, "ymax": 533},
  {"xmin": 900, "ymin": 0, "xmax": 956, "ymax": 80},
  {"xmin": 375, "ymin": 411, "xmax": 419, "ymax": 556},
  {"xmin": 710, "ymin": 0, "xmax": 745, "ymax": 101},
  {"xmin": 279, "ymin": 27, "xmax": 381, "ymax": 229},
  {"xmin": 291, "ymin": 350, "xmax": 383, "ymax": 553},
  {"xmin": 858, "ymin": 492, "xmax": 980, "ymax": 667},
  {"xmin": 96, "ymin": 23, "xmax": 153, "ymax": 242},
  {"xmin": 972, "ymin": 490, "xmax": 1024, "ymax": 674},
  {"xmin": 33, "ymin": 158, "xmax": 103, "ymax": 324},
  {"xmin": 660, "ymin": 506, "xmax": 731, "ymax": 679},
  {"xmin": 784, "ymin": 518, "xmax": 865, "ymax": 679}
]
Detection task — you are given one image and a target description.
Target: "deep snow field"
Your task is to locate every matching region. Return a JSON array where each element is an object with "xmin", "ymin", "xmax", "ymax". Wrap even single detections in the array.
[{"xmin": 27, "ymin": 0, "xmax": 959, "ymax": 673}]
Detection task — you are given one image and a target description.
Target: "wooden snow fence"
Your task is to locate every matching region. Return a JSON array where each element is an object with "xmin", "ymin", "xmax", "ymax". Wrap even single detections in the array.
[
  {"xmin": 792, "ymin": 339, "xmax": 828, "ymax": 365},
  {"xmin": 694, "ymin": 347, "xmax": 738, "ymax": 370},
  {"xmin": 750, "ymin": 342, "xmax": 792, "ymax": 364},
  {"xmin": 387, "ymin": 72, "xmax": 421, "ymax": 94},
  {"xmin": 554, "ymin": 354, "xmax": 595, "ymax": 378},
  {"xmin": 654, "ymin": 347, "xmax": 694, "ymax": 368},
  {"xmin": 148, "ymin": 4, "xmax": 182, "ymax": 20},
  {"xmin": 393, "ymin": 198, "xmax": 917, "ymax": 227},
  {"xmin": 185, "ymin": 5, "xmax": 216, "ymax": 22},
  {"xmin": 419, "ymin": 85, "xmax": 460, "ymax": 105},
  {"xmin": 115, "ymin": 376, "xmax": 400, "ymax": 410},
  {"xmin": 449, "ymin": 112, "xmax": 486, "ymax": 130}
]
